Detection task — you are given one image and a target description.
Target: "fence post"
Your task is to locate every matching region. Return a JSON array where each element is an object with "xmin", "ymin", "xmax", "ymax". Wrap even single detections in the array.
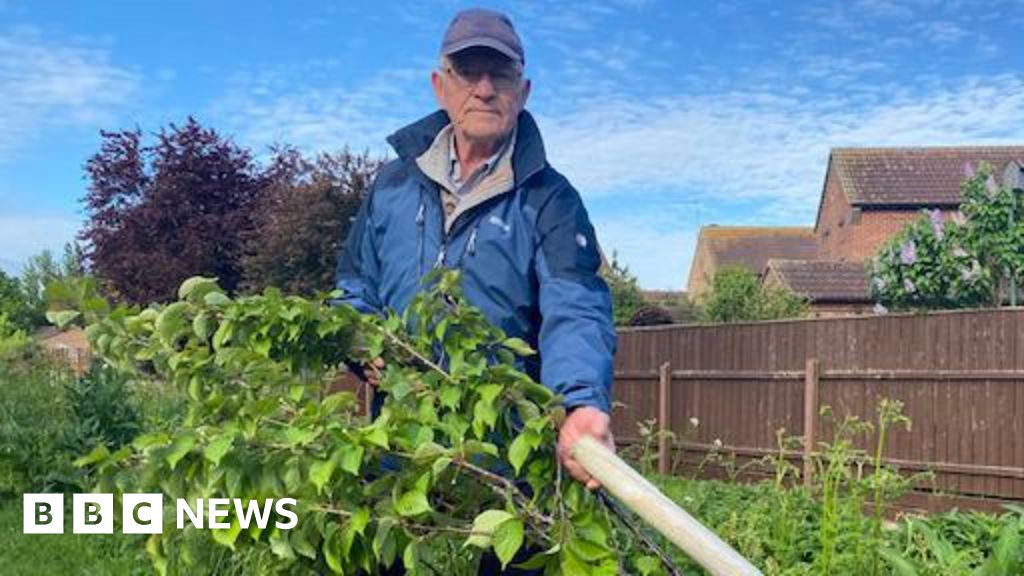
[
  {"xmin": 803, "ymin": 358, "xmax": 819, "ymax": 487},
  {"xmin": 658, "ymin": 361, "xmax": 672, "ymax": 475}
]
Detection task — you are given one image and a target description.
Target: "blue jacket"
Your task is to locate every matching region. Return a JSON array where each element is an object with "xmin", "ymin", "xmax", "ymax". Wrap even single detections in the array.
[{"xmin": 335, "ymin": 109, "xmax": 615, "ymax": 412}]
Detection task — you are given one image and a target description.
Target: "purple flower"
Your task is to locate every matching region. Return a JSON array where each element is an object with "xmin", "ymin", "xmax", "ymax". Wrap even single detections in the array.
[
  {"xmin": 951, "ymin": 211, "xmax": 967, "ymax": 226},
  {"xmin": 900, "ymin": 240, "xmax": 917, "ymax": 265},
  {"xmin": 962, "ymin": 161, "xmax": 975, "ymax": 179},
  {"xmin": 929, "ymin": 209, "xmax": 944, "ymax": 239},
  {"xmin": 986, "ymin": 175, "xmax": 999, "ymax": 197},
  {"xmin": 903, "ymin": 278, "xmax": 916, "ymax": 293}
]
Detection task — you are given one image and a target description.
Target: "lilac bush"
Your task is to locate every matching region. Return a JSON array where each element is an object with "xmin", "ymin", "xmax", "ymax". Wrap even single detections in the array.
[{"xmin": 870, "ymin": 164, "xmax": 1023, "ymax": 310}]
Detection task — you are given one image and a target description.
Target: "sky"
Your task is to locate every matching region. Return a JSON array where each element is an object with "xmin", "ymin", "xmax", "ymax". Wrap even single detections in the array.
[{"xmin": 1, "ymin": 1, "xmax": 1023, "ymax": 289}]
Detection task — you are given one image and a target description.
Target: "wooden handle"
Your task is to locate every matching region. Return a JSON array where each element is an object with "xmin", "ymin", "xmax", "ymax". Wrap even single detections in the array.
[{"xmin": 572, "ymin": 436, "xmax": 763, "ymax": 576}]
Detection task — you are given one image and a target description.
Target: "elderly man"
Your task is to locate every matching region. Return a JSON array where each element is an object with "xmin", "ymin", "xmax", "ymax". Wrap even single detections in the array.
[{"xmin": 336, "ymin": 8, "xmax": 615, "ymax": 494}]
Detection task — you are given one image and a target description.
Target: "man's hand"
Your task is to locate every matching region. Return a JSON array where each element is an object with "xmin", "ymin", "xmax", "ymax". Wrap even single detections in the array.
[
  {"xmin": 365, "ymin": 357, "xmax": 384, "ymax": 387},
  {"xmin": 557, "ymin": 406, "xmax": 615, "ymax": 490}
]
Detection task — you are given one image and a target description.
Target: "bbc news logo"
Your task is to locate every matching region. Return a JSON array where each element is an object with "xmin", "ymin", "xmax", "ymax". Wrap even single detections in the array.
[{"xmin": 23, "ymin": 494, "xmax": 298, "ymax": 534}]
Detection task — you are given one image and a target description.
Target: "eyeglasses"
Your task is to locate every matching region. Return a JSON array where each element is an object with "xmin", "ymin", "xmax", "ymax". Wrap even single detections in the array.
[{"xmin": 442, "ymin": 62, "xmax": 522, "ymax": 92}]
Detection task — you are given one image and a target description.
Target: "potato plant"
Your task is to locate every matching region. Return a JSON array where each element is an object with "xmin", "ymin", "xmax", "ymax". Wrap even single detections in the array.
[{"xmin": 55, "ymin": 272, "xmax": 664, "ymax": 576}]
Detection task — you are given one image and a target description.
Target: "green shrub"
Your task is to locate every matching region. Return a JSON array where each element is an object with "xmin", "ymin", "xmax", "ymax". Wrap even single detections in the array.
[
  {"xmin": 700, "ymin": 266, "xmax": 808, "ymax": 323},
  {"xmin": 0, "ymin": 355, "xmax": 143, "ymax": 495}
]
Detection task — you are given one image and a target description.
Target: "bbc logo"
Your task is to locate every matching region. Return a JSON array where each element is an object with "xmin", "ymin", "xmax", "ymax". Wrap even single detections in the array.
[
  {"xmin": 24, "ymin": 494, "xmax": 298, "ymax": 534},
  {"xmin": 23, "ymin": 493, "xmax": 164, "ymax": 534}
]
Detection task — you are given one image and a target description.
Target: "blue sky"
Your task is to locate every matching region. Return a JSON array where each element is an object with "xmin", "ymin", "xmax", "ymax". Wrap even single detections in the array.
[{"xmin": 1, "ymin": 1, "xmax": 1023, "ymax": 289}]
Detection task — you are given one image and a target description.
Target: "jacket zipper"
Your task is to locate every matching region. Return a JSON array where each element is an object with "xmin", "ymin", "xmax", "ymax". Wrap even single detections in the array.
[
  {"xmin": 427, "ymin": 160, "xmax": 546, "ymax": 270},
  {"xmin": 415, "ymin": 200, "xmax": 426, "ymax": 276}
]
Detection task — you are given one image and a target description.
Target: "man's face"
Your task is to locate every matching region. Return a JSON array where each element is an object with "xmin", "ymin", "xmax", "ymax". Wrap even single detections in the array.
[{"xmin": 431, "ymin": 47, "xmax": 531, "ymax": 145}]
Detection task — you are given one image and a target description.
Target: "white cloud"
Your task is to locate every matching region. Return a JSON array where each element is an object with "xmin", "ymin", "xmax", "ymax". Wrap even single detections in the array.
[
  {"xmin": 0, "ymin": 27, "xmax": 139, "ymax": 161},
  {"xmin": 916, "ymin": 21, "xmax": 968, "ymax": 44},
  {"xmin": 211, "ymin": 62, "xmax": 435, "ymax": 157},
  {"xmin": 534, "ymin": 74, "xmax": 1024, "ymax": 287},
  {"xmin": 0, "ymin": 214, "xmax": 82, "ymax": 274},
  {"xmin": 539, "ymin": 74, "xmax": 1024, "ymax": 206}
]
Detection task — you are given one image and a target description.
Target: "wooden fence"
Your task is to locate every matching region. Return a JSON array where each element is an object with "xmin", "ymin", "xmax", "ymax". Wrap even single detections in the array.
[{"xmin": 611, "ymin": 308, "xmax": 1024, "ymax": 512}]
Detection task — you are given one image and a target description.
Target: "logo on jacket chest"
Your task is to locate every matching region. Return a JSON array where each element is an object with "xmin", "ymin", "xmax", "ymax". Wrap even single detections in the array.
[{"xmin": 487, "ymin": 215, "xmax": 512, "ymax": 236}]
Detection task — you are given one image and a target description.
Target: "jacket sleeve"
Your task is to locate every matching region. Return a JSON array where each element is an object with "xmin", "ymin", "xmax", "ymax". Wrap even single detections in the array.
[
  {"xmin": 534, "ymin": 183, "xmax": 617, "ymax": 413},
  {"xmin": 334, "ymin": 186, "xmax": 382, "ymax": 315}
]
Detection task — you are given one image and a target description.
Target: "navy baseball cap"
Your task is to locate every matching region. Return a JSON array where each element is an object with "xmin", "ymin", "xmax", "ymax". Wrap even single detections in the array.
[{"xmin": 440, "ymin": 8, "xmax": 524, "ymax": 65}]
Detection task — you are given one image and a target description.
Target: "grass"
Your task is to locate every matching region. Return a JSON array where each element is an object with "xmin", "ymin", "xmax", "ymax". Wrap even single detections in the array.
[{"xmin": 0, "ymin": 496, "xmax": 148, "ymax": 575}]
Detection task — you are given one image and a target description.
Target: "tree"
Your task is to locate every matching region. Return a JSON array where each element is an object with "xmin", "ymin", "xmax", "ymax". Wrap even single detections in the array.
[
  {"xmin": 241, "ymin": 147, "xmax": 382, "ymax": 295},
  {"xmin": 0, "ymin": 270, "xmax": 33, "ymax": 330},
  {"xmin": 628, "ymin": 305, "xmax": 675, "ymax": 326},
  {"xmin": 60, "ymin": 272, "xmax": 659, "ymax": 575},
  {"xmin": 700, "ymin": 265, "xmax": 808, "ymax": 323},
  {"xmin": 871, "ymin": 163, "xmax": 1023, "ymax": 310},
  {"xmin": 601, "ymin": 252, "xmax": 645, "ymax": 326},
  {"xmin": 81, "ymin": 118, "xmax": 266, "ymax": 303},
  {"xmin": 19, "ymin": 243, "xmax": 86, "ymax": 326}
]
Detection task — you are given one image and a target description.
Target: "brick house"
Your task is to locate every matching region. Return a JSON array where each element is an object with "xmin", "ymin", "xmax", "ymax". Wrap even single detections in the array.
[
  {"xmin": 774, "ymin": 146, "xmax": 1024, "ymax": 315},
  {"xmin": 686, "ymin": 146, "xmax": 1024, "ymax": 317},
  {"xmin": 686, "ymin": 226, "xmax": 817, "ymax": 297},
  {"xmin": 816, "ymin": 147, "xmax": 1024, "ymax": 263}
]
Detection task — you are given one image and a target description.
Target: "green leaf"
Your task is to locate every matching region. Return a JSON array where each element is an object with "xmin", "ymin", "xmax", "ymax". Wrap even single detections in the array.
[
  {"xmin": 178, "ymin": 276, "xmax": 220, "ymax": 301},
  {"xmin": 46, "ymin": 309, "xmax": 80, "ymax": 329},
  {"xmin": 412, "ymin": 441, "xmax": 446, "ymax": 460},
  {"xmin": 432, "ymin": 456, "xmax": 452, "ymax": 478},
  {"xmin": 155, "ymin": 302, "xmax": 188, "ymax": 346},
  {"xmin": 284, "ymin": 426, "xmax": 319, "ymax": 447},
  {"xmin": 560, "ymin": 548, "xmax": 592, "ymax": 576},
  {"xmin": 192, "ymin": 312, "xmax": 211, "ymax": 340},
  {"xmin": 466, "ymin": 510, "xmax": 514, "ymax": 549},
  {"xmin": 73, "ymin": 443, "xmax": 110, "ymax": 468},
  {"xmin": 211, "ymin": 517, "xmax": 242, "ymax": 550},
  {"xmin": 568, "ymin": 538, "xmax": 612, "ymax": 562},
  {"xmin": 439, "ymin": 385, "xmax": 462, "ymax": 409},
  {"xmin": 338, "ymin": 444, "xmax": 364, "ymax": 475},
  {"xmin": 133, "ymin": 432, "xmax": 170, "ymax": 450},
  {"xmin": 373, "ymin": 518, "xmax": 398, "ymax": 566},
  {"xmin": 508, "ymin": 433, "xmax": 531, "ymax": 475},
  {"xmin": 403, "ymin": 540, "xmax": 420, "ymax": 572},
  {"xmin": 309, "ymin": 457, "xmax": 337, "ymax": 494},
  {"xmin": 634, "ymin": 555, "xmax": 662, "ymax": 576},
  {"xmin": 395, "ymin": 489, "xmax": 432, "ymax": 517},
  {"xmin": 291, "ymin": 523, "xmax": 318, "ymax": 560},
  {"xmin": 473, "ymin": 399, "xmax": 499, "ymax": 438},
  {"xmin": 350, "ymin": 507, "xmax": 370, "ymax": 536},
  {"xmin": 879, "ymin": 547, "xmax": 920, "ymax": 576},
  {"xmin": 502, "ymin": 337, "xmax": 535, "ymax": 356},
  {"xmin": 269, "ymin": 530, "xmax": 296, "ymax": 561},
  {"xmin": 212, "ymin": 321, "xmax": 233, "ymax": 349},
  {"xmin": 203, "ymin": 432, "xmax": 235, "ymax": 466},
  {"xmin": 165, "ymin": 433, "xmax": 196, "ymax": 470},
  {"xmin": 362, "ymin": 422, "xmax": 390, "ymax": 450},
  {"xmin": 493, "ymin": 518, "xmax": 524, "ymax": 568}
]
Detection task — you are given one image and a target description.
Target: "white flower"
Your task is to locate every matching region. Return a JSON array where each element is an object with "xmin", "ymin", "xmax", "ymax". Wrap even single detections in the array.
[
  {"xmin": 873, "ymin": 303, "xmax": 889, "ymax": 315},
  {"xmin": 712, "ymin": 438, "xmax": 723, "ymax": 448},
  {"xmin": 689, "ymin": 417, "xmax": 700, "ymax": 428}
]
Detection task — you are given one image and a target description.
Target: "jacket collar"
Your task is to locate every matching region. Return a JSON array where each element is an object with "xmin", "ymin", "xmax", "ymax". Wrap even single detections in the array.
[{"xmin": 386, "ymin": 109, "xmax": 548, "ymax": 188}]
